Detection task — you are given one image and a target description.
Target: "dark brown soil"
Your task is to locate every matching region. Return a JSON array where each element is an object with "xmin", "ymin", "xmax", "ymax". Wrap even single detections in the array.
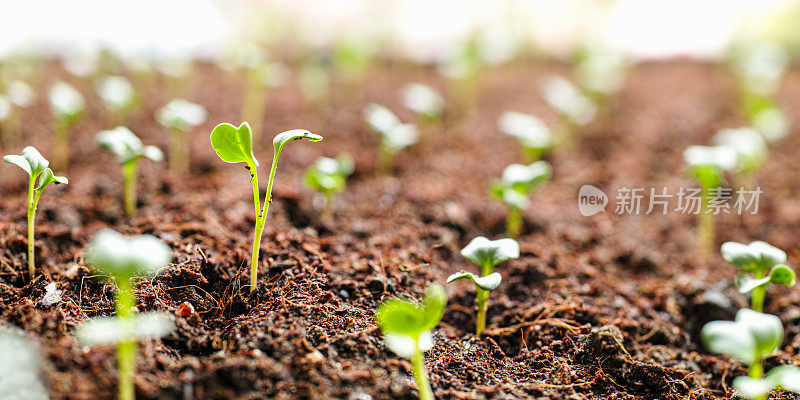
[{"xmin": 2, "ymin": 60, "xmax": 800, "ymax": 400}]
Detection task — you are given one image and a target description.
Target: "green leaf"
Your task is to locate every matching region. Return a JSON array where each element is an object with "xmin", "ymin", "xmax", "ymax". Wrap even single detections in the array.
[
  {"xmin": 85, "ymin": 229, "xmax": 172, "ymax": 277},
  {"xmin": 767, "ymin": 365, "xmax": 800, "ymax": 392},
  {"xmin": 3, "ymin": 154, "xmax": 32, "ymax": 176},
  {"xmin": 702, "ymin": 320, "xmax": 758, "ymax": 365},
  {"xmin": 721, "ymin": 241, "xmax": 787, "ymax": 273},
  {"xmin": 733, "ymin": 376, "xmax": 775, "ymax": 399},
  {"xmin": 460, "ymin": 236, "xmax": 520, "ymax": 271},
  {"xmin": 501, "ymin": 161, "xmax": 551, "ymax": 192},
  {"xmin": 74, "ymin": 312, "xmax": 174, "ymax": 346},
  {"xmin": 156, "ymin": 99, "xmax": 207, "ymax": 131},
  {"xmin": 374, "ymin": 283, "xmax": 446, "ymax": 358},
  {"xmin": 97, "ymin": 126, "xmax": 161, "ymax": 165},
  {"xmin": 736, "ymin": 274, "xmax": 771, "ymax": 294},
  {"xmin": 446, "ymin": 271, "xmax": 502, "ymax": 291},
  {"xmin": 273, "ymin": 129, "xmax": 323, "ymax": 155},
  {"xmin": 737, "ymin": 308, "xmax": 783, "ymax": 357},
  {"xmin": 210, "ymin": 122, "xmax": 259, "ymax": 167},
  {"xmin": 421, "ymin": 283, "xmax": 446, "ymax": 331},
  {"xmin": 768, "ymin": 264, "xmax": 796, "ymax": 286},
  {"xmin": 34, "ymin": 168, "xmax": 68, "ymax": 194}
]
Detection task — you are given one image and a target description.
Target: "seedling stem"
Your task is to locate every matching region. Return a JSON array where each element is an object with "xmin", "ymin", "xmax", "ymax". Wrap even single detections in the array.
[
  {"xmin": 412, "ymin": 347, "xmax": 434, "ymax": 400},
  {"xmin": 122, "ymin": 161, "xmax": 137, "ymax": 217},
  {"xmin": 26, "ymin": 175, "xmax": 38, "ymax": 277},
  {"xmin": 115, "ymin": 275, "xmax": 136, "ymax": 400}
]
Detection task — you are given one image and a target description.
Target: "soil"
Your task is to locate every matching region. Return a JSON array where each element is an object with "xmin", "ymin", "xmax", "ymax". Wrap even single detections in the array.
[{"xmin": 1, "ymin": 60, "xmax": 800, "ymax": 400}]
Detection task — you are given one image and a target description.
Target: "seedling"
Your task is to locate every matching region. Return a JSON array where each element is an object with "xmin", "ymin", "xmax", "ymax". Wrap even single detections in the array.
[
  {"xmin": 574, "ymin": 41, "xmax": 627, "ymax": 102},
  {"xmin": 210, "ymin": 122, "xmax": 322, "ymax": 292},
  {"xmin": 447, "ymin": 236, "xmax": 519, "ymax": 336},
  {"xmin": 299, "ymin": 61, "xmax": 330, "ymax": 106},
  {"xmin": 541, "ymin": 76, "xmax": 596, "ymax": 135},
  {"xmin": 1, "ymin": 81, "xmax": 35, "ymax": 145},
  {"xmin": 712, "ymin": 127, "xmax": 766, "ymax": 188},
  {"xmin": 490, "ymin": 161, "xmax": 551, "ymax": 237},
  {"xmin": 375, "ymin": 284, "xmax": 446, "ymax": 400},
  {"xmin": 3, "ymin": 146, "xmax": 68, "ymax": 277},
  {"xmin": 702, "ymin": 308, "xmax": 800, "ymax": 400},
  {"xmin": 156, "ymin": 99, "xmax": 207, "ymax": 175},
  {"xmin": 729, "ymin": 41, "xmax": 791, "ymax": 143},
  {"xmin": 97, "ymin": 76, "xmax": 136, "ymax": 125},
  {"xmin": 720, "ymin": 241, "xmax": 795, "ymax": 313},
  {"xmin": 96, "ymin": 127, "xmax": 164, "ymax": 217},
  {"xmin": 304, "ymin": 154, "xmax": 354, "ymax": 214},
  {"xmin": 0, "ymin": 326, "xmax": 49, "ymax": 399},
  {"xmin": 401, "ymin": 83, "xmax": 445, "ymax": 122},
  {"xmin": 498, "ymin": 111, "xmax": 555, "ymax": 162},
  {"xmin": 49, "ymin": 82, "xmax": 86, "ymax": 169},
  {"xmin": 363, "ymin": 103, "xmax": 419, "ymax": 172},
  {"xmin": 683, "ymin": 145, "xmax": 737, "ymax": 256},
  {"xmin": 74, "ymin": 229, "xmax": 173, "ymax": 400}
]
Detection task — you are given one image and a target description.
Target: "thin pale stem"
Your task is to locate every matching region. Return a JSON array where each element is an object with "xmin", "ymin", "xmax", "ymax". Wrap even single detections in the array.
[
  {"xmin": 506, "ymin": 207, "xmax": 522, "ymax": 238},
  {"xmin": 475, "ymin": 261, "xmax": 493, "ymax": 336},
  {"xmin": 751, "ymin": 270, "xmax": 767, "ymax": 313},
  {"xmin": 411, "ymin": 346, "xmax": 434, "ymax": 400},
  {"xmin": 53, "ymin": 118, "xmax": 70, "ymax": 170},
  {"xmin": 169, "ymin": 128, "xmax": 189, "ymax": 175},
  {"xmin": 250, "ymin": 152, "xmax": 281, "ymax": 292},
  {"xmin": 698, "ymin": 184, "xmax": 714, "ymax": 257},
  {"xmin": 27, "ymin": 176, "xmax": 37, "ymax": 278},
  {"xmin": 122, "ymin": 161, "xmax": 138, "ymax": 217},
  {"xmin": 115, "ymin": 276, "xmax": 136, "ymax": 400}
]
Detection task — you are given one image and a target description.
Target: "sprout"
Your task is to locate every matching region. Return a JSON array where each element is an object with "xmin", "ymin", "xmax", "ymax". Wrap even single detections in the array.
[
  {"xmin": 490, "ymin": 161, "xmax": 551, "ymax": 237},
  {"xmin": 7, "ymin": 80, "xmax": 35, "ymax": 108},
  {"xmin": 304, "ymin": 154, "xmax": 354, "ymax": 214},
  {"xmin": 156, "ymin": 99, "xmax": 207, "ymax": 175},
  {"xmin": 49, "ymin": 82, "xmax": 86, "ymax": 169},
  {"xmin": 702, "ymin": 309, "xmax": 800, "ymax": 400},
  {"xmin": 210, "ymin": 122, "xmax": 322, "ymax": 292},
  {"xmin": 298, "ymin": 61, "xmax": 330, "ymax": 105},
  {"xmin": 96, "ymin": 127, "xmax": 164, "ymax": 217},
  {"xmin": 574, "ymin": 42, "xmax": 627, "ymax": 99},
  {"xmin": 97, "ymin": 76, "xmax": 136, "ymax": 123},
  {"xmin": 363, "ymin": 103, "xmax": 419, "ymax": 171},
  {"xmin": 712, "ymin": 128, "xmax": 766, "ymax": 174},
  {"xmin": 76, "ymin": 229, "xmax": 173, "ymax": 400},
  {"xmin": 721, "ymin": 241, "xmax": 795, "ymax": 312},
  {"xmin": 0, "ymin": 326, "xmax": 49, "ymax": 400},
  {"xmin": 447, "ymin": 237, "xmax": 518, "ymax": 336},
  {"xmin": 541, "ymin": 76, "xmax": 596, "ymax": 128},
  {"xmin": 752, "ymin": 106, "xmax": 790, "ymax": 143},
  {"xmin": 401, "ymin": 83, "xmax": 445, "ymax": 121},
  {"xmin": 375, "ymin": 284, "xmax": 446, "ymax": 400},
  {"xmin": 3, "ymin": 146, "xmax": 68, "ymax": 277},
  {"xmin": 498, "ymin": 111, "xmax": 555, "ymax": 162},
  {"xmin": 683, "ymin": 145, "xmax": 738, "ymax": 256}
]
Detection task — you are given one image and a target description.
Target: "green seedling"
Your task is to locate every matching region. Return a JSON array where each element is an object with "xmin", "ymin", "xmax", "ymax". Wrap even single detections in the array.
[
  {"xmin": 3, "ymin": 146, "xmax": 68, "ymax": 278},
  {"xmin": 401, "ymin": 83, "xmax": 445, "ymax": 122},
  {"xmin": 96, "ymin": 126, "xmax": 164, "ymax": 217},
  {"xmin": 447, "ymin": 236, "xmax": 519, "ymax": 336},
  {"xmin": 0, "ymin": 326, "xmax": 49, "ymax": 399},
  {"xmin": 541, "ymin": 76, "xmax": 596, "ymax": 137},
  {"xmin": 498, "ymin": 111, "xmax": 555, "ymax": 162},
  {"xmin": 49, "ymin": 82, "xmax": 86, "ymax": 169},
  {"xmin": 363, "ymin": 103, "xmax": 419, "ymax": 172},
  {"xmin": 702, "ymin": 308, "xmax": 800, "ymax": 400},
  {"xmin": 210, "ymin": 122, "xmax": 322, "ymax": 292},
  {"xmin": 683, "ymin": 145, "xmax": 737, "ymax": 256},
  {"xmin": 156, "ymin": 99, "xmax": 207, "ymax": 175},
  {"xmin": 712, "ymin": 127, "xmax": 766, "ymax": 188},
  {"xmin": 375, "ymin": 284, "xmax": 447, "ymax": 400},
  {"xmin": 97, "ymin": 76, "xmax": 137, "ymax": 125},
  {"xmin": 490, "ymin": 161, "xmax": 551, "ymax": 237},
  {"xmin": 574, "ymin": 41, "xmax": 627, "ymax": 102},
  {"xmin": 729, "ymin": 41, "xmax": 791, "ymax": 143},
  {"xmin": 304, "ymin": 154, "xmax": 354, "ymax": 214},
  {"xmin": 720, "ymin": 241, "xmax": 795, "ymax": 313},
  {"xmin": 1, "ymin": 81, "xmax": 35, "ymax": 145},
  {"xmin": 74, "ymin": 229, "xmax": 173, "ymax": 400}
]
